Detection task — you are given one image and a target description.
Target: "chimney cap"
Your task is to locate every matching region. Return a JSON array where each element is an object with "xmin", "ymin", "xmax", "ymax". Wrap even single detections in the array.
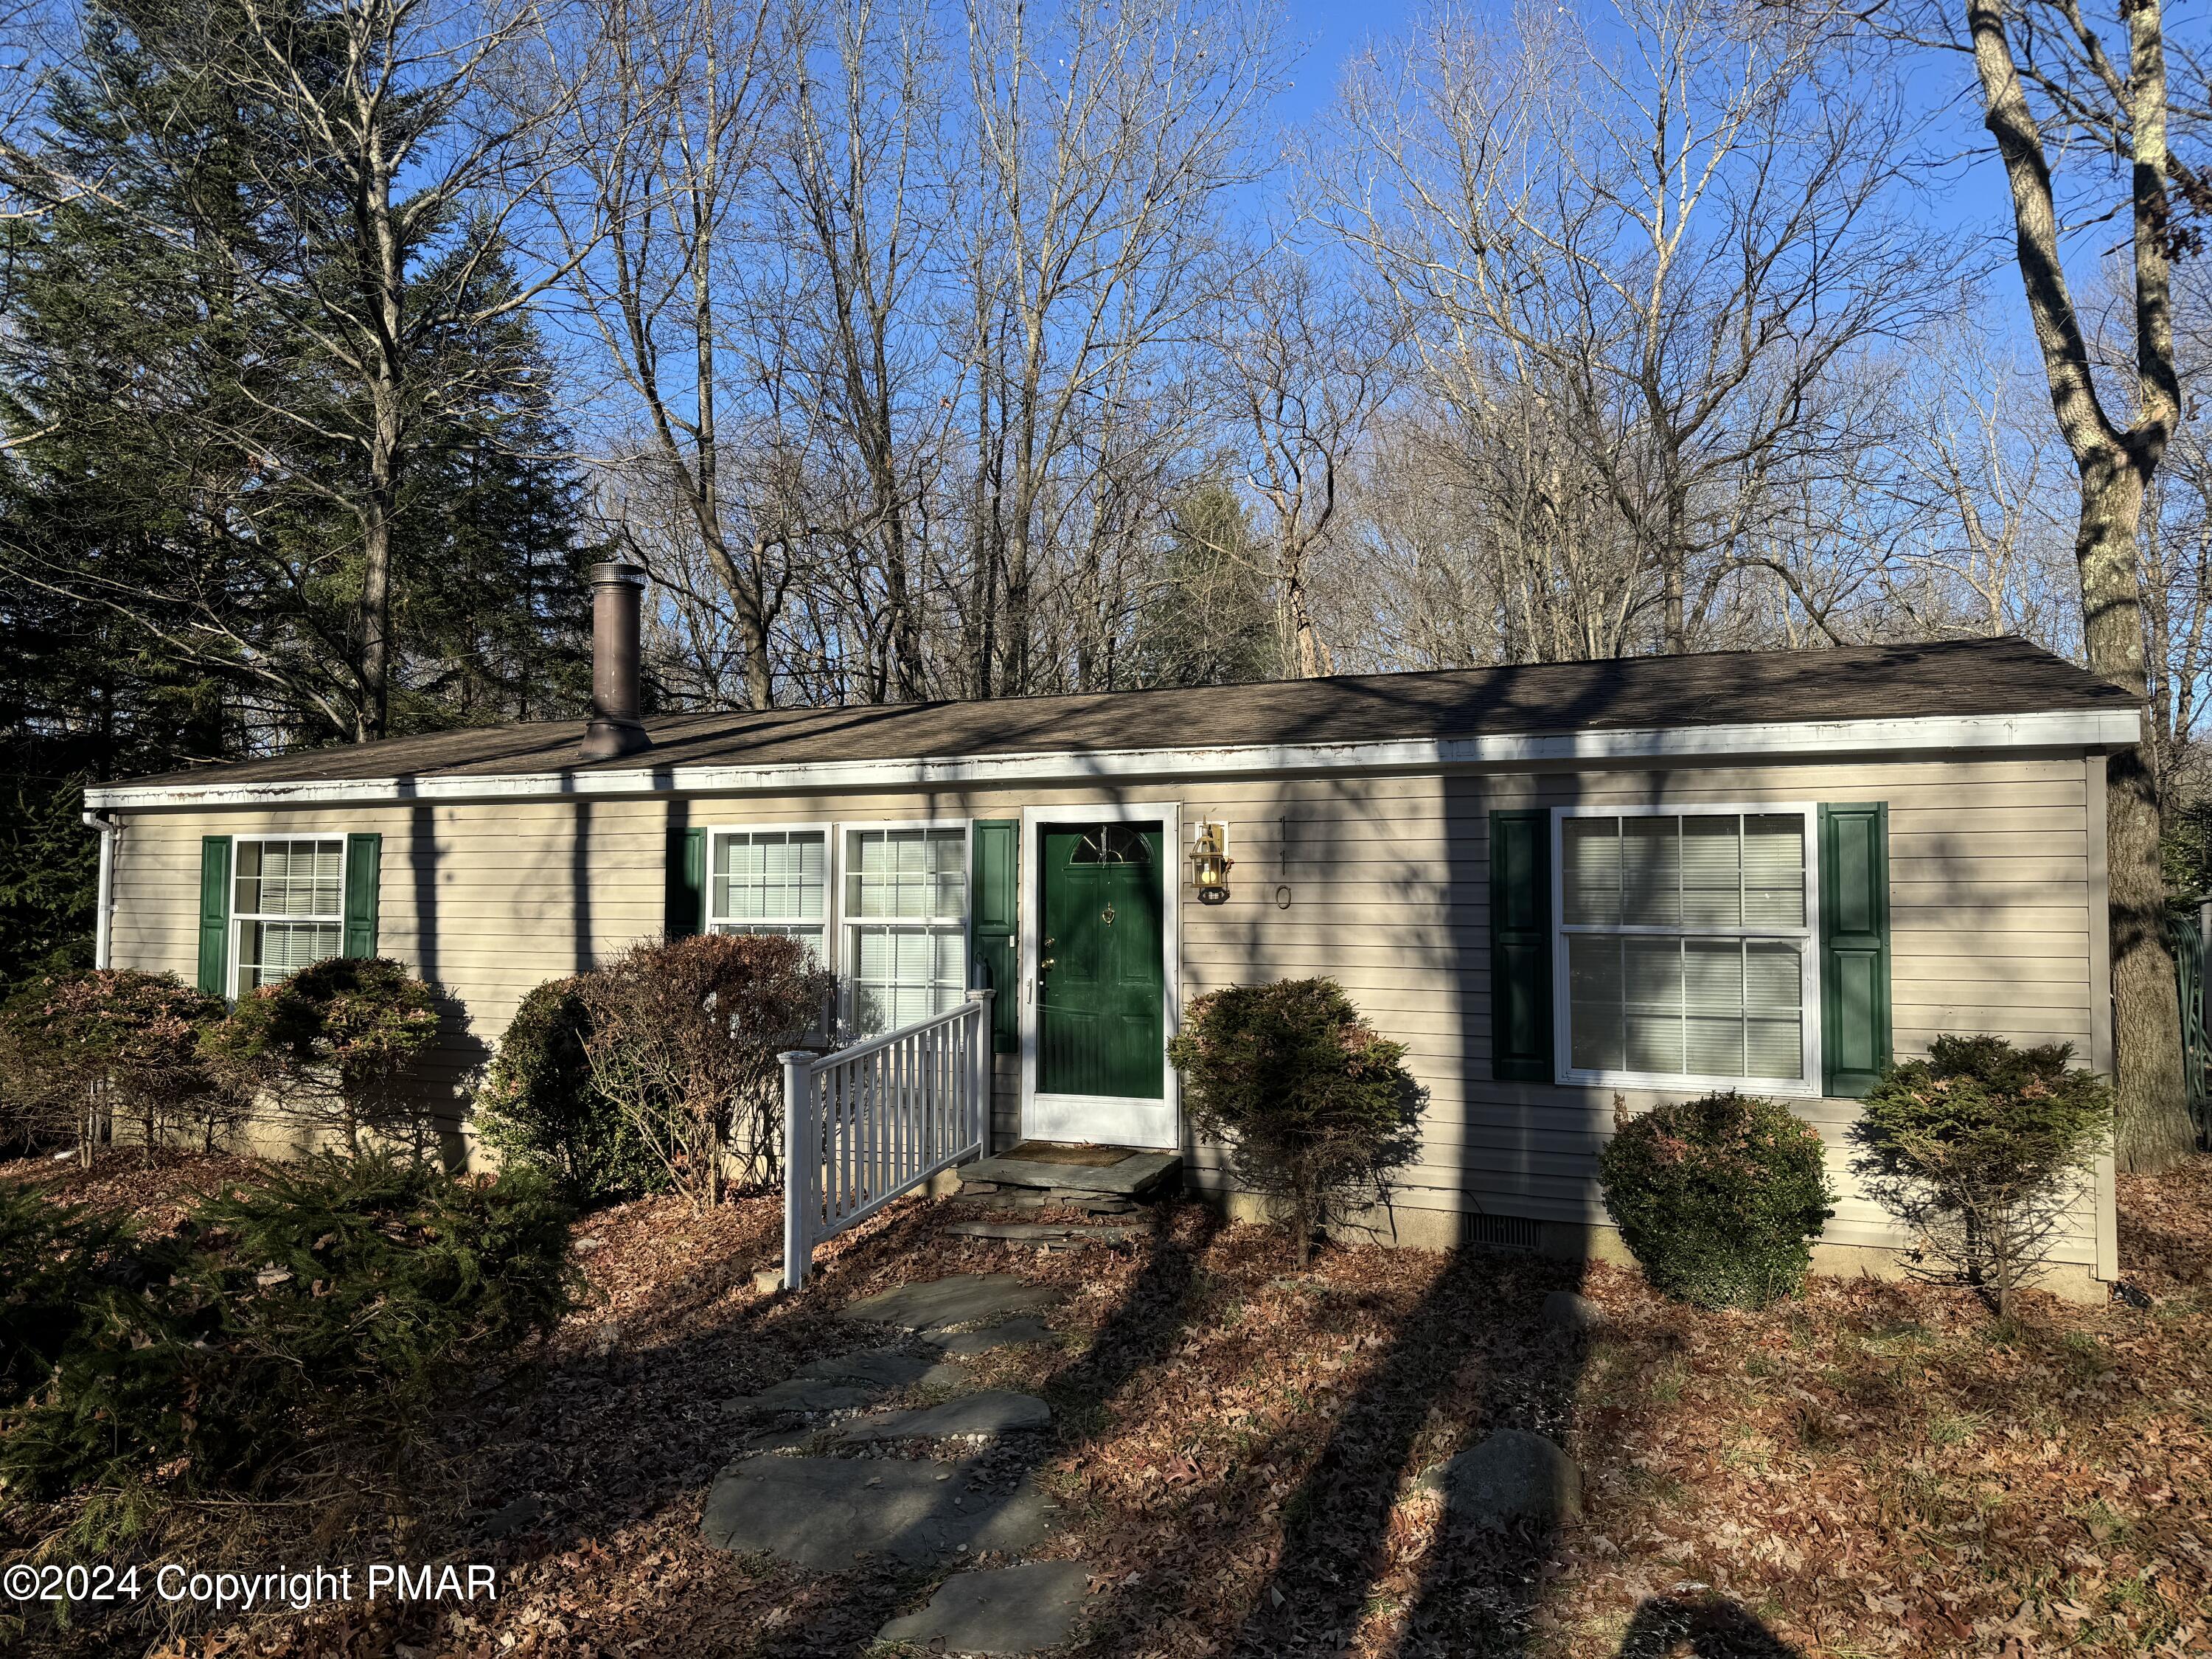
[{"xmin": 589, "ymin": 558, "xmax": 647, "ymax": 588}]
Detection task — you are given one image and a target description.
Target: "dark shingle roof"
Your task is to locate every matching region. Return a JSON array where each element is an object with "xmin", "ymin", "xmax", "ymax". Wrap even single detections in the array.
[{"xmin": 116, "ymin": 636, "xmax": 2130, "ymax": 790}]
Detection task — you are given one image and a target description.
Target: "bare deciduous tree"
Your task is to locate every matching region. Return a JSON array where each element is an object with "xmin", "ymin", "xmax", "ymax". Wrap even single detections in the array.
[
  {"xmin": 773, "ymin": 0, "xmax": 946, "ymax": 701},
  {"xmin": 212, "ymin": 0, "xmax": 594, "ymax": 738},
  {"xmin": 954, "ymin": 0, "xmax": 1281, "ymax": 695},
  {"xmin": 1874, "ymin": 323, "xmax": 2077, "ymax": 646},
  {"xmin": 1321, "ymin": 0, "xmax": 1947, "ymax": 656},
  {"xmin": 0, "ymin": 0, "xmax": 595, "ymax": 741},
  {"xmin": 1210, "ymin": 254, "xmax": 1399, "ymax": 678},
  {"xmin": 541, "ymin": 0, "xmax": 785, "ymax": 706}
]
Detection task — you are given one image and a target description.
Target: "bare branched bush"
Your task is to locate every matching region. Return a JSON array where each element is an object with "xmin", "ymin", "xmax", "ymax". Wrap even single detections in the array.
[{"xmin": 577, "ymin": 933, "xmax": 832, "ymax": 1207}]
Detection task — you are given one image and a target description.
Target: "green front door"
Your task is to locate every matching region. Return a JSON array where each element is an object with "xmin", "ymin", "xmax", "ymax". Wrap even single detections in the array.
[{"xmin": 1037, "ymin": 824, "xmax": 1165, "ymax": 1105}]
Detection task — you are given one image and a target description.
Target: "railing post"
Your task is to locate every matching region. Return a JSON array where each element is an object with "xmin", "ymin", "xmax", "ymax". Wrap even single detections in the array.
[
  {"xmin": 780, "ymin": 1048, "xmax": 815, "ymax": 1292},
  {"xmin": 967, "ymin": 989, "xmax": 993, "ymax": 1155}
]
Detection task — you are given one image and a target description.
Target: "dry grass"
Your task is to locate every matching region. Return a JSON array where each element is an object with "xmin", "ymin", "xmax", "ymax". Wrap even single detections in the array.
[{"xmin": 7, "ymin": 1154, "xmax": 2211, "ymax": 1658}]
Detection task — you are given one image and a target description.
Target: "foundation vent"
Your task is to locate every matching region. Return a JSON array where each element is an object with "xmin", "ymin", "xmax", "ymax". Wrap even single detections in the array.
[{"xmin": 1461, "ymin": 1214, "xmax": 1543, "ymax": 1253}]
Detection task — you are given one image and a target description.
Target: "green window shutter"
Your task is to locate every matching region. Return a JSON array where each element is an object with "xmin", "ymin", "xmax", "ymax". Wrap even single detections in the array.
[
  {"xmin": 198, "ymin": 836, "xmax": 232, "ymax": 995},
  {"xmin": 666, "ymin": 825, "xmax": 706, "ymax": 937},
  {"xmin": 1489, "ymin": 809, "xmax": 1554, "ymax": 1082},
  {"xmin": 342, "ymin": 832, "xmax": 382, "ymax": 959},
  {"xmin": 971, "ymin": 819, "xmax": 1018, "ymax": 1054},
  {"xmin": 1819, "ymin": 802, "xmax": 1891, "ymax": 1097}
]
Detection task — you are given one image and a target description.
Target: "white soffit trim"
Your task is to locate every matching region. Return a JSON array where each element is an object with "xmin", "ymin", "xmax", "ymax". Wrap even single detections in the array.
[{"xmin": 84, "ymin": 707, "xmax": 2142, "ymax": 810}]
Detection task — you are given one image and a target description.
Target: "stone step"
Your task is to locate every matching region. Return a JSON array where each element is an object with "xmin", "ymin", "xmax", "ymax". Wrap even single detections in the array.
[
  {"xmin": 924, "ymin": 1316, "xmax": 1057, "ymax": 1357},
  {"xmin": 835, "ymin": 1389, "xmax": 1051, "ymax": 1444},
  {"xmin": 731, "ymin": 1348, "xmax": 970, "ymax": 1419},
  {"xmin": 877, "ymin": 1559, "xmax": 1091, "ymax": 1655},
  {"xmin": 944, "ymin": 1220, "xmax": 1147, "ymax": 1251},
  {"xmin": 839, "ymin": 1273, "xmax": 1064, "ymax": 1333},
  {"xmin": 952, "ymin": 1188, "xmax": 1141, "ymax": 1215},
  {"xmin": 793, "ymin": 1349, "xmax": 948, "ymax": 1388},
  {"xmin": 731, "ymin": 1377, "xmax": 882, "ymax": 1418},
  {"xmin": 702, "ymin": 1456, "xmax": 1057, "ymax": 1570},
  {"xmin": 956, "ymin": 1145, "xmax": 1182, "ymax": 1202}
]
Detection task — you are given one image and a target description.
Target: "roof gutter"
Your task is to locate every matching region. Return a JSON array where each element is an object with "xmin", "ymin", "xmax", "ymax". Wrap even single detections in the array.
[{"xmin": 81, "ymin": 706, "xmax": 2143, "ymax": 813}]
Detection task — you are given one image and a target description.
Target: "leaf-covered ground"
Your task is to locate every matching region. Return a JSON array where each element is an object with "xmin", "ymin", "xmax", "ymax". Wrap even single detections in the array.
[{"xmin": 7, "ymin": 1152, "xmax": 2211, "ymax": 1658}]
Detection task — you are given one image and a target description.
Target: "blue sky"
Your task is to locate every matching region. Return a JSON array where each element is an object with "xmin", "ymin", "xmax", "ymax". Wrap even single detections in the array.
[
  {"xmin": 1273, "ymin": 0, "xmax": 1417, "ymax": 128},
  {"xmin": 1257, "ymin": 0, "xmax": 2050, "ymax": 338}
]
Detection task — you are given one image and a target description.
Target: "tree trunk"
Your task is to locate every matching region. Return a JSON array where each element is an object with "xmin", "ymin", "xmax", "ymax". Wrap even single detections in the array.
[
  {"xmin": 1661, "ymin": 552, "xmax": 1686, "ymax": 654},
  {"xmin": 682, "ymin": 275, "xmax": 775, "ymax": 711},
  {"xmin": 2079, "ymin": 453, "xmax": 2195, "ymax": 1169},
  {"xmin": 358, "ymin": 484, "xmax": 394, "ymax": 741},
  {"xmin": 1289, "ymin": 594, "xmax": 1330, "ymax": 679},
  {"xmin": 1964, "ymin": 0, "xmax": 2194, "ymax": 1169}
]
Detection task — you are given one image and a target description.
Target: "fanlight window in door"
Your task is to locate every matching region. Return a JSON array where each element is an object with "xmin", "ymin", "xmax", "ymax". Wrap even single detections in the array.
[
  {"xmin": 845, "ymin": 827, "xmax": 967, "ymax": 1034},
  {"xmin": 1067, "ymin": 825, "xmax": 1154, "ymax": 865}
]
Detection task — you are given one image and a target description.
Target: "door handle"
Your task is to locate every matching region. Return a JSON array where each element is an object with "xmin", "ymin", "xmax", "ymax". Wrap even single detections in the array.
[{"xmin": 1040, "ymin": 956, "xmax": 1057, "ymax": 973}]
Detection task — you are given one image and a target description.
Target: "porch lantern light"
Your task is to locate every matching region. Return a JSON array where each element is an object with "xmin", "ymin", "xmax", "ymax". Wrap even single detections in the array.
[{"xmin": 1189, "ymin": 822, "xmax": 1234, "ymax": 906}]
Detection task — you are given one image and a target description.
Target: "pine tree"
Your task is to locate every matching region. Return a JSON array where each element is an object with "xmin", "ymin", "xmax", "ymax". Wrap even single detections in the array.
[
  {"xmin": 0, "ymin": 0, "xmax": 593, "ymax": 975},
  {"xmin": 1130, "ymin": 482, "xmax": 1280, "ymax": 689}
]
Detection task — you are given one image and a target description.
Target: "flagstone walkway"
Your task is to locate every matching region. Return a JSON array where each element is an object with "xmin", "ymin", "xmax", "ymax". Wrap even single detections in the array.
[{"xmin": 702, "ymin": 1273, "xmax": 1091, "ymax": 1655}]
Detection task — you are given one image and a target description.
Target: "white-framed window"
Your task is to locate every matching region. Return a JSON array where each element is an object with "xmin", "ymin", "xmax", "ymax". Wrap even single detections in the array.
[
  {"xmin": 706, "ymin": 825, "xmax": 830, "ymax": 961},
  {"xmin": 843, "ymin": 823, "xmax": 969, "ymax": 1036},
  {"xmin": 1553, "ymin": 806, "xmax": 1820, "ymax": 1093},
  {"xmin": 232, "ymin": 836, "xmax": 344, "ymax": 995}
]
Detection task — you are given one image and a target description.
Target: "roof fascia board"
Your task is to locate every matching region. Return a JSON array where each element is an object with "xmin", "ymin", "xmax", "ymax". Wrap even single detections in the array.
[{"xmin": 84, "ymin": 707, "xmax": 2143, "ymax": 811}]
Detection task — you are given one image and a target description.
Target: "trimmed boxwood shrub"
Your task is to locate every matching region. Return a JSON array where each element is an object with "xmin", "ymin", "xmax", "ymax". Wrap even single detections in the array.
[
  {"xmin": 1167, "ymin": 978, "xmax": 1421, "ymax": 1264},
  {"xmin": 473, "ymin": 976, "xmax": 666, "ymax": 1206},
  {"xmin": 1600, "ymin": 1091, "xmax": 1834, "ymax": 1308},
  {"xmin": 0, "ymin": 1155, "xmax": 573, "ymax": 1499}
]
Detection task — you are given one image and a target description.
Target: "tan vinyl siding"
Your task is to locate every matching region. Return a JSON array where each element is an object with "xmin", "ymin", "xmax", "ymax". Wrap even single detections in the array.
[
  {"xmin": 1169, "ymin": 755, "xmax": 2101, "ymax": 1267},
  {"xmin": 105, "ymin": 751, "xmax": 2107, "ymax": 1270}
]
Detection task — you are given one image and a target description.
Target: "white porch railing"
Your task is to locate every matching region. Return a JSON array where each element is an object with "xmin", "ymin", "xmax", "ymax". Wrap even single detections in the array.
[{"xmin": 779, "ymin": 989, "xmax": 994, "ymax": 1290}]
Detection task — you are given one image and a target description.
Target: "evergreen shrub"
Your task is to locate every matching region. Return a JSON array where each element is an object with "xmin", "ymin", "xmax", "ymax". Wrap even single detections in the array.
[
  {"xmin": 1166, "ymin": 978, "xmax": 1421, "ymax": 1264},
  {"xmin": 0, "ymin": 1155, "xmax": 572, "ymax": 1498},
  {"xmin": 475, "ymin": 975, "xmax": 664, "ymax": 1205},
  {"xmin": 0, "ymin": 969, "xmax": 232, "ymax": 1159},
  {"xmin": 1851, "ymin": 1034, "xmax": 2110, "ymax": 1317},
  {"xmin": 204, "ymin": 956, "xmax": 439, "ymax": 1155},
  {"xmin": 1600, "ymin": 1091, "xmax": 1834, "ymax": 1308}
]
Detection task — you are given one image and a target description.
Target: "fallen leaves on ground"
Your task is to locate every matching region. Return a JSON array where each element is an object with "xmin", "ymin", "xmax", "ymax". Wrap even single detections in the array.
[{"xmin": 7, "ymin": 1154, "xmax": 2210, "ymax": 1659}]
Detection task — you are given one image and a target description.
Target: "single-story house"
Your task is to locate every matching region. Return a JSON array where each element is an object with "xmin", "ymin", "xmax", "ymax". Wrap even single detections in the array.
[{"xmin": 84, "ymin": 565, "xmax": 2138, "ymax": 1295}]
